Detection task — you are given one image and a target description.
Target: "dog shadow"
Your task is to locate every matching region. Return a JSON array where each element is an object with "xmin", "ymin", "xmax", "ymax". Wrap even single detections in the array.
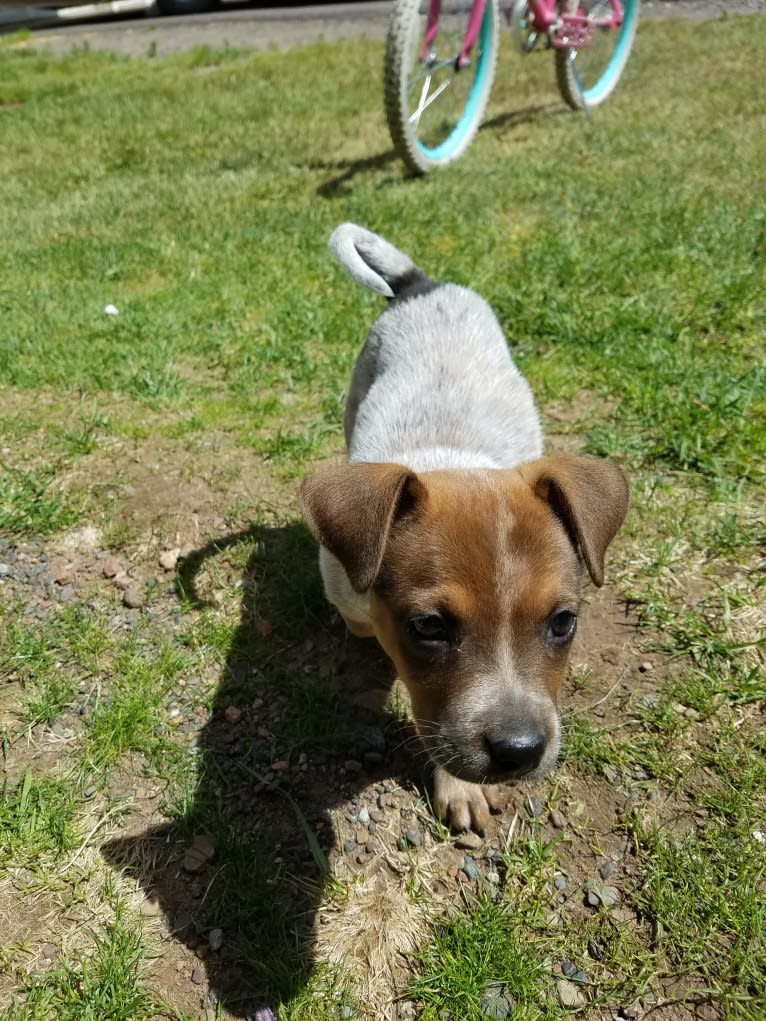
[{"xmin": 102, "ymin": 521, "xmax": 416, "ymax": 1016}]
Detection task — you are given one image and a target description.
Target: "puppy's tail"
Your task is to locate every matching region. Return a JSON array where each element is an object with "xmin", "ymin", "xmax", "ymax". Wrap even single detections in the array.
[{"xmin": 329, "ymin": 223, "xmax": 430, "ymax": 300}]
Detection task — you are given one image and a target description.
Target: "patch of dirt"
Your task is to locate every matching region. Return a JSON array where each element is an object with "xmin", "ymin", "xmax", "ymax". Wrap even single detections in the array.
[{"xmin": 0, "ymin": 408, "xmax": 747, "ymax": 1020}]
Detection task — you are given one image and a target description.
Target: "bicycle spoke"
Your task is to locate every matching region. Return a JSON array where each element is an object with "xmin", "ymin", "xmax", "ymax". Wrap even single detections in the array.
[{"xmin": 409, "ymin": 76, "xmax": 452, "ymax": 126}]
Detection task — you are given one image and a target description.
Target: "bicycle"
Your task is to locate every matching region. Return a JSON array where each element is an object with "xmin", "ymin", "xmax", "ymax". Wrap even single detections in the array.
[{"xmin": 384, "ymin": 0, "xmax": 640, "ymax": 174}]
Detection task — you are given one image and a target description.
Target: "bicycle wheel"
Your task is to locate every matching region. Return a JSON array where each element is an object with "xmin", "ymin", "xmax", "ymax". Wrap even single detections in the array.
[
  {"xmin": 384, "ymin": 0, "xmax": 500, "ymax": 174},
  {"xmin": 554, "ymin": 0, "xmax": 640, "ymax": 111}
]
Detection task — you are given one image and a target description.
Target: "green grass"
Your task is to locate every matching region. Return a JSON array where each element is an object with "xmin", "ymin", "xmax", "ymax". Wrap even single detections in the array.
[{"xmin": 0, "ymin": 10, "xmax": 765, "ymax": 1020}]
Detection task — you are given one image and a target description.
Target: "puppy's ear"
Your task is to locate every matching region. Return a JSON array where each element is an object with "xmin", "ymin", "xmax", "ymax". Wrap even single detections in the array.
[
  {"xmin": 521, "ymin": 455, "xmax": 629, "ymax": 586},
  {"xmin": 300, "ymin": 463, "xmax": 422, "ymax": 592}
]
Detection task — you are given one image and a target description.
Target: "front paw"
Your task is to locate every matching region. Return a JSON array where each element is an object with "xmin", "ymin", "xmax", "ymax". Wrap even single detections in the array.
[{"xmin": 431, "ymin": 766, "xmax": 502, "ymax": 834}]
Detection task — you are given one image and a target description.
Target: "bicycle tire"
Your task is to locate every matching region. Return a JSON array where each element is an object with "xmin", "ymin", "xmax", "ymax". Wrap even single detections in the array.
[
  {"xmin": 384, "ymin": 0, "xmax": 500, "ymax": 174},
  {"xmin": 555, "ymin": 0, "xmax": 640, "ymax": 111}
]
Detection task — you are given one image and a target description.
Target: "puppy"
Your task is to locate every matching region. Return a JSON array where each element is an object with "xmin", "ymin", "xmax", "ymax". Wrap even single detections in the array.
[{"xmin": 301, "ymin": 224, "xmax": 628, "ymax": 834}]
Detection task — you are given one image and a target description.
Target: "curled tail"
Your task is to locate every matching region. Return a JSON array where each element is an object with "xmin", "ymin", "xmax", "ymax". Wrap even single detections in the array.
[{"xmin": 329, "ymin": 223, "xmax": 432, "ymax": 300}]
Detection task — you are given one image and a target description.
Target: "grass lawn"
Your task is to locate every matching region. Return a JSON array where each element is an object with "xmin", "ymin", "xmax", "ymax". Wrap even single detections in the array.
[{"xmin": 1, "ymin": 9, "xmax": 765, "ymax": 1020}]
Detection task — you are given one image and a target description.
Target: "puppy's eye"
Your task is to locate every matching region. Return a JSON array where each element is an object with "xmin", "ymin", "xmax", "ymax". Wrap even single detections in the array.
[
  {"xmin": 547, "ymin": 609, "xmax": 577, "ymax": 644},
  {"xmin": 408, "ymin": 613, "xmax": 450, "ymax": 644}
]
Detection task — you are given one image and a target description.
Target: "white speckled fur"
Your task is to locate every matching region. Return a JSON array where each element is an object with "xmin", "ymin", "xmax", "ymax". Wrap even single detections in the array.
[{"xmin": 332, "ymin": 224, "xmax": 543, "ymax": 473}]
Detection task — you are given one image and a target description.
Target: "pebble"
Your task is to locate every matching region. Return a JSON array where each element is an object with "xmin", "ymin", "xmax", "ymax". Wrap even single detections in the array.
[
  {"xmin": 122, "ymin": 587, "xmax": 144, "ymax": 609},
  {"xmin": 101, "ymin": 556, "xmax": 120, "ymax": 578},
  {"xmin": 159, "ymin": 548, "xmax": 180, "ymax": 571},
  {"xmin": 599, "ymin": 860, "xmax": 618, "ymax": 880},
  {"xmin": 638, "ymin": 661, "xmax": 654, "ymax": 673},
  {"xmin": 549, "ymin": 809, "xmax": 567, "ymax": 829},
  {"xmin": 480, "ymin": 981, "xmax": 515, "ymax": 1018},
  {"xmin": 343, "ymin": 759, "xmax": 363, "ymax": 773},
  {"xmin": 208, "ymin": 928, "xmax": 223, "ymax": 952},
  {"xmin": 40, "ymin": 942, "xmax": 57, "ymax": 960},
  {"xmin": 586, "ymin": 884, "xmax": 620, "ymax": 908},
  {"xmin": 224, "ymin": 705, "xmax": 242, "ymax": 725},
  {"xmin": 403, "ymin": 827, "xmax": 422, "ymax": 847},
  {"xmin": 182, "ymin": 834, "xmax": 215, "ymax": 872},
  {"xmin": 455, "ymin": 831, "xmax": 483, "ymax": 851},
  {"xmin": 190, "ymin": 966, "xmax": 205, "ymax": 985},
  {"xmin": 139, "ymin": 896, "xmax": 161, "ymax": 916},
  {"xmin": 0, "ymin": 563, "xmax": 11, "ymax": 577},
  {"xmin": 357, "ymin": 805, "xmax": 370, "ymax": 825},
  {"xmin": 554, "ymin": 875, "xmax": 567, "ymax": 891},
  {"xmin": 557, "ymin": 978, "xmax": 586, "ymax": 1008},
  {"xmin": 343, "ymin": 839, "xmax": 357, "ymax": 853},
  {"xmin": 524, "ymin": 795, "xmax": 544, "ymax": 818},
  {"xmin": 461, "ymin": 855, "xmax": 480, "ymax": 881}
]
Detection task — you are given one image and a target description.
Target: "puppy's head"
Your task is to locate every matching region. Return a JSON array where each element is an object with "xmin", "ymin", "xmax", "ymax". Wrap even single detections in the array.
[{"xmin": 301, "ymin": 457, "xmax": 628, "ymax": 784}]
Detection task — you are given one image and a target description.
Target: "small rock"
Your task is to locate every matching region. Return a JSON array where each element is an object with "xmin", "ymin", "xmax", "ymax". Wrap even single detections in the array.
[
  {"xmin": 57, "ymin": 585, "xmax": 75, "ymax": 603},
  {"xmin": 355, "ymin": 829, "xmax": 369, "ymax": 845},
  {"xmin": 618, "ymin": 1005, "xmax": 643, "ymax": 1020},
  {"xmin": 249, "ymin": 1009, "xmax": 276, "ymax": 1021},
  {"xmin": 365, "ymin": 841, "xmax": 379, "ymax": 855},
  {"xmin": 182, "ymin": 834, "xmax": 215, "ymax": 872},
  {"xmin": 561, "ymin": 960, "xmax": 577, "ymax": 977},
  {"xmin": 40, "ymin": 942, "xmax": 57, "ymax": 960},
  {"xmin": 101, "ymin": 556, "xmax": 120, "ymax": 578},
  {"xmin": 0, "ymin": 563, "xmax": 11, "ymax": 577},
  {"xmin": 122, "ymin": 587, "xmax": 144, "ymax": 609},
  {"xmin": 343, "ymin": 759, "xmax": 363, "ymax": 773},
  {"xmin": 271, "ymin": 760, "xmax": 289, "ymax": 772},
  {"xmin": 461, "ymin": 855, "xmax": 480, "ymax": 881},
  {"xmin": 343, "ymin": 839, "xmax": 357, "ymax": 853},
  {"xmin": 600, "ymin": 885, "xmax": 620, "ymax": 907},
  {"xmin": 524, "ymin": 796, "xmax": 544, "ymax": 818},
  {"xmin": 113, "ymin": 572, "xmax": 131, "ymax": 590},
  {"xmin": 599, "ymin": 860, "xmax": 617, "ymax": 880},
  {"xmin": 208, "ymin": 928, "xmax": 224, "ymax": 952},
  {"xmin": 554, "ymin": 875, "xmax": 567, "ymax": 891},
  {"xmin": 557, "ymin": 978, "xmax": 586, "ymax": 1008},
  {"xmin": 549, "ymin": 809, "xmax": 567, "ymax": 829},
  {"xmin": 638, "ymin": 661, "xmax": 653, "ymax": 673},
  {"xmin": 485, "ymin": 870, "xmax": 501, "ymax": 885},
  {"xmin": 224, "ymin": 705, "xmax": 242, "ymax": 725},
  {"xmin": 354, "ymin": 725, "xmax": 386, "ymax": 754},
  {"xmin": 159, "ymin": 548, "xmax": 180, "ymax": 571},
  {"xmin": 480, "ymin": 981, "xmax": 515, "ymax": 1018},
  {"xmin": 403, "ymin": 827, "xmax": 422, "ymax": 848},
  {"xmin": 190, "ymin": 966, "xmax": 205, "ymax": 985},
  {"xmin": 83, "ymin": 785, "xmax": 97, "ymax": 799},
  {"xmin": 455, "ymin": 830, "xmax": 483, "ymax": 851},
  {"xmin": 139, "ymin": 896, "xmax": 161, "ymax": 916},
  {"xmin": 587, "ymin": 939, "xmax": 604, "ymax": 961}
]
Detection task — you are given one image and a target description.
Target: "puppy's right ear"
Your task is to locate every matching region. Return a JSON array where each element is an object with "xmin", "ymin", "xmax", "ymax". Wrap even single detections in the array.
[{"xmin": 300, "ymin": 463, "xmax": 421, "ymax": 593}]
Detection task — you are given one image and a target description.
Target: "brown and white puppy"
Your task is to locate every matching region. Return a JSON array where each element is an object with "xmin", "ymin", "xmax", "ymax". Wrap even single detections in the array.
[{"xmin": 301, "ymin": 224, "xmax": 629, "ymax": 834}]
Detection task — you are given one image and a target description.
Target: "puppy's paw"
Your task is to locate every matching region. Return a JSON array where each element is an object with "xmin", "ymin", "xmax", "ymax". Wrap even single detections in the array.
[{"xmin": 431, "ymin": 766, "xmax": 502, "ymax": 834}]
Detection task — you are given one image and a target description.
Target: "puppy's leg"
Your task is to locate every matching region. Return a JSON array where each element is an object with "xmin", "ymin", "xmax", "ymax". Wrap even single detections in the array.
[{"xmin": 432, "ymin": 766, "xmax": 503, "ymax": 835}]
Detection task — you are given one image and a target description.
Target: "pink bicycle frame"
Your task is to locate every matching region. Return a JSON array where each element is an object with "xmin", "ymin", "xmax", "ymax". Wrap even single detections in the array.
[{"xmin": 421, "ymin": 0, "xmax": 624, "ymax": 68}]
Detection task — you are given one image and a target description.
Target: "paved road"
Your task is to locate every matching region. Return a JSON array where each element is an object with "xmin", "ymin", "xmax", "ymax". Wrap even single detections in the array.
[
  {"xmin": 5, "ymin": 0, "xmax": 766, "ymax": 56},
  {"xmin": 6, "ymin": 1, "xmax": 391, "ymax": 55}
]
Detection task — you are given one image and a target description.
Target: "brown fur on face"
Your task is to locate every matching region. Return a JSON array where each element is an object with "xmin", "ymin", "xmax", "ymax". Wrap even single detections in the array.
[{"xmin": 301, "ymin": 456, "xmax": 628, "ymax": 786}]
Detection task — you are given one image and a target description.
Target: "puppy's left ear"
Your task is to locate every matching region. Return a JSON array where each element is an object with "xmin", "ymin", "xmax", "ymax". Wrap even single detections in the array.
[{"xmin": 521, "ymin": 455, "xmax": 629, "ymax": 586}]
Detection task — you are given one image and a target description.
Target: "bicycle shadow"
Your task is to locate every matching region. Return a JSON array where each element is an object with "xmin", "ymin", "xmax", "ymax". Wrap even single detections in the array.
[
  {"xmin": 479, "ymin": 101, "xmax": 566, "ymax": 134},
  {"xmin": 314, "ymin": 102, "xmax": 567, "ymax": 196},
  {"xmin": 102, "ymin": 521, "xmax": 410, "ymax": 1016},
  {"xmin": 315, "ymin": 149, "xmax": 401, "ymax": 198}
]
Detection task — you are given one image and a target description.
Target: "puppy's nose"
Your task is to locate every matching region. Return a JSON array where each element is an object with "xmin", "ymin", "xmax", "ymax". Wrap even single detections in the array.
[{"xmin": 487, "ymin": 728, "xmax": 546, "ymax": 776}]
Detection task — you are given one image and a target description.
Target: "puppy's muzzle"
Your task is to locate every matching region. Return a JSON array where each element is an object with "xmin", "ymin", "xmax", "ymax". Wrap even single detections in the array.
[{"xmin": 485, "ymin": 724, "xmax": 547, "ymax": 778}]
